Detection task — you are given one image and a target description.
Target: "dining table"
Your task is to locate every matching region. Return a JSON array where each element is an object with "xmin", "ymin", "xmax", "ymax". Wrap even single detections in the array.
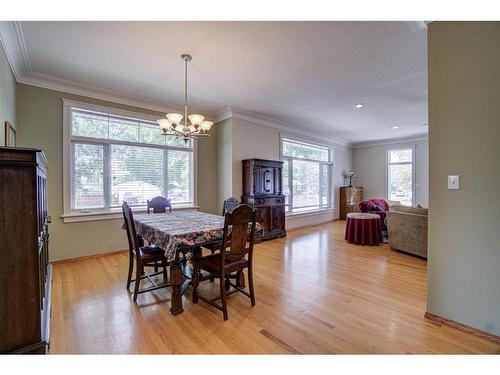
[{"xmin": 132, "ymin": 210, "xmax": 263, "ymax": 315}]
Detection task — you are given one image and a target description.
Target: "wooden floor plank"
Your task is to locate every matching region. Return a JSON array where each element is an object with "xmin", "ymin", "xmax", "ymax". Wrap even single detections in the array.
[{"xmin": 49, "ymin": 220, "xmax": 500, "ymax": 354}]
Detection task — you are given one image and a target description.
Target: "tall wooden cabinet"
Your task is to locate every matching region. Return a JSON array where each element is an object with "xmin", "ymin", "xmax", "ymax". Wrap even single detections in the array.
[
  {"xmin": 241, "ymin": 159, "xmax": 286, "ymax": 240},
  {"xmin": 339, "ymin": 186, "xmax": 363, "ymax": 220},
  {"xmin": 0, "ymin": 147, "xmax": 51, "ymax": 354}
]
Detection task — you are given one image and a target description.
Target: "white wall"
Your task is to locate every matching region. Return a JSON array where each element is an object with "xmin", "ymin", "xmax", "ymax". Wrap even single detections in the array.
[
  {"xmin": 229, "ymin": 117, "xmax": 353, "ymax": 228},
  {"xmin": 353, "ymin": 137, "xmax": 429, "ymax": 207}
]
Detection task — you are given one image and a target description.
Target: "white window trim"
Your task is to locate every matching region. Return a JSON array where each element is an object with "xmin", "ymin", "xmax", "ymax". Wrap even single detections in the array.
[
  {"xmin": 385, "ymin": 144, "xmax": 416, "ymax": 206},
  {"xmin": 279, "ymin": 133, "xmax": 335, "ymax": 216},
  {"xmin": 62, "ymin": 99, "xmax": 198, "ymax": 223}
]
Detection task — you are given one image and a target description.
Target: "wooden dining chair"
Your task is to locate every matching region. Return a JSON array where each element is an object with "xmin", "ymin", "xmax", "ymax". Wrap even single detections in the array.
[
  {"xmin": 122, "ymin": 202, "xmax": 170, "ymax": 302},
  {"xmin": 222, "ymin": 197, "xmax": 239, "ymax": 215},
  {"xmin": 202, "ymin": 197, "xmax": 240, "ymax": 256},
  {"xmin": 147, "ymin": 196, "xmax": 172, "ymax": 213},
  {"xmin": 192, "ymin": 204, "xmax": 257, "ymax": 320}
]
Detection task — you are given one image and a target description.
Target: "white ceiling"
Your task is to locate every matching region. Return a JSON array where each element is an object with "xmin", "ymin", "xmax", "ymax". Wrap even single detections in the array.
[{"xmin": 15, "ymin": 21, "xmax": 428, "ymax": 143}]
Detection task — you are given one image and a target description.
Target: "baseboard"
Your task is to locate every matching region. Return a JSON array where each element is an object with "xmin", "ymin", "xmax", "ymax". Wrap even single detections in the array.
[
  {"xmin": 50, "ymin": 249, "xmax": 128, "ymax": 265},
  {"xmin": 425, "ymin": 312, "xmax": 500, "ymax": 344},
  {"xmin": 286, "ymin": 218, "xmax": 338, "ymax": 231}
]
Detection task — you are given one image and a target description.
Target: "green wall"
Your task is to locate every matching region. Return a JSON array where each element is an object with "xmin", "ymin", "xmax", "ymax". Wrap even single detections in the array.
[
  {"xmin": 427, "ymin": 22, "xmax": 500, "ymax": 335},
  {"xmin": 0, "ymin": 42, "xmax": 17, "ymax": 145},
  {"xmin": 16, "ymin": 84, "xmax": 218, "ymax": 261}
]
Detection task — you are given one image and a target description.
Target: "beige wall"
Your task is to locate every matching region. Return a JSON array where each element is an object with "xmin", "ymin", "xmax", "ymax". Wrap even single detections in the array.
[
  {"xmin": 16, "ymin": 84, "xmax": 218, "ymax": 261},
  {"xmin": 215, "ymin": 118, "xmax": 233, "ymax": 213},
  {"xmin": 231, "ymin": 118, "xmax": 281, "ymax": 199},
  {"xmin": 197, "ymin": 123, "xmax": 219, "ymax": 215},
  {"xmin": 427, "ymin": 22, "xmax": 500, "ymax": 335},
  {"xmin": 0, "ymin": 42, "xmax": 17, "ymax": 145},
  {"xmin": 353, "ymin": 138, "xmax": 429, "ymax": 207}
]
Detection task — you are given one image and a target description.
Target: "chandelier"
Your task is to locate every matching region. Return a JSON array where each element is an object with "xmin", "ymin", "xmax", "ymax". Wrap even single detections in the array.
[{"xmin": 157, "ymin": 54, "xmax": 213, "ymax": 143}]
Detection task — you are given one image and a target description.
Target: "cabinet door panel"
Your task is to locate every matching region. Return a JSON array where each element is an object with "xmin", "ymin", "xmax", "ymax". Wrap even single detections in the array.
[
  {"xmin": 271, "ymin": 206, "xmax": 285, "ymax": 231},
  {"xmin": 256, "ymin": 207, "xmax": 271, "ymax": 232}
]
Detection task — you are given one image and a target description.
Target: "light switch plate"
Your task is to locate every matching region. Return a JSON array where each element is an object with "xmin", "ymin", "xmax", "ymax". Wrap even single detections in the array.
[{"xmin": 448, "ymin": 175, "xmax": 460, "ymax": 190}]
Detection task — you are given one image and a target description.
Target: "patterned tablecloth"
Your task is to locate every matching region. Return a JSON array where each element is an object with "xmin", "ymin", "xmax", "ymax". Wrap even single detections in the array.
[{"xmin": 133, "ymin": 211, "xmax": 262, "ymax": 260}]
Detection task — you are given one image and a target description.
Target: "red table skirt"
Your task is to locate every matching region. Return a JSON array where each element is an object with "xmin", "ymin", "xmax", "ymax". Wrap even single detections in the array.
[{"xmin": 345, "ymin": 216, "xmax": 382, "ymax": 245}]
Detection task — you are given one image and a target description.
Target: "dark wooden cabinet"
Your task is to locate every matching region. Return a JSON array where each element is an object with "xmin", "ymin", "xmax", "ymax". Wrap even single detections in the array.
[
  {"xmin": 339, "ymin": 186, "xmax": 363, "ymax": 220},
  {"xmin": 0, "ymin": 147, "xmax": 51, "ymax": 354},
  {"xmin": 241, "ymin": 159, "xmax": 286, "ymax": 240}
]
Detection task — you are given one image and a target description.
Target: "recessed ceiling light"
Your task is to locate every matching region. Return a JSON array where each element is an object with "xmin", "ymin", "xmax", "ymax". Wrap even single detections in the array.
[
  {"xmin": 354, "ymin": 103, "xmax": 364, "ymax": 109},
  {"xmin": 391, "ymin": 126, "xmax": 399, "ymax": 130}
]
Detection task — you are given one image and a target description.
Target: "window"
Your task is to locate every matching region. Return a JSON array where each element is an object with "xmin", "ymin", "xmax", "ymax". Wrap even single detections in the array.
[
  {"xmin": 386, "ymin": 147, "xmax": 415, "ymax": 206},
  {"xmin": 281, "ymin": 137, "xmax": 333, "ymax": 214},
  {"xmin": 64, "ymin": 102, "xmax": 195, "ymax": 215}
]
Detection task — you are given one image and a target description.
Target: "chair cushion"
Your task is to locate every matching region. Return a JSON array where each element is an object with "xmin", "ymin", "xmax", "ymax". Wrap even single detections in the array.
[
  {"xmin": 141, "ymin": 245, "xmax": 163, "ymax": 253},
  {"xmin": 195, "ymin": 253, "xmax": 248, "ymax": 274},
  {"xmin": 139, "ymin": 246, "xmax": 165, "ymax": 260}
]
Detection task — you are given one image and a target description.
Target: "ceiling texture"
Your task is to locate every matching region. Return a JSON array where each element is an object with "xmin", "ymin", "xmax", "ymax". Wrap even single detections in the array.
[{"xmin": 1, "ymin": 21, "xmax": 428, "ymax": 144}]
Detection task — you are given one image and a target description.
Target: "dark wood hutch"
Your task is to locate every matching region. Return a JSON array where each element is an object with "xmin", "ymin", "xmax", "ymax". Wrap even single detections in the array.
[
  {"xmin": 241, "ymin": 159, "xmax": 286, "ymax": 240},
  {"xmin": 0, "ymin": 147, "xmax": 51, "ymax": 354}
]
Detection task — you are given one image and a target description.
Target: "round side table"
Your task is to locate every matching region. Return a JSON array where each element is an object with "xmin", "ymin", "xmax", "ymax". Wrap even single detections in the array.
[{"xmin": 345, "ymin": 212, "xmax": 382, "ymax": 245}]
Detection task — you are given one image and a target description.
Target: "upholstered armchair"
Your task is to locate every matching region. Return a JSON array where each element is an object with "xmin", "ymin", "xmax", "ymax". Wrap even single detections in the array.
[
  {"xmin": 386, "ymin": 205, "xmax": 428, "ymax": 258},
  {"xmin": 359, "ymin": 199, "xmax": 389, "ymax": 231}
]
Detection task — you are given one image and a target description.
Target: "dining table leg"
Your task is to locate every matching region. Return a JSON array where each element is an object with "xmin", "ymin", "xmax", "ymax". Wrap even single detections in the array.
[
  {"xmin": 170, "ymin": 259, "xmax": 184, "ymax": 315},
  {"xmin": 236, "ymin": 270, "xmax": 246, "ymax": 288}
]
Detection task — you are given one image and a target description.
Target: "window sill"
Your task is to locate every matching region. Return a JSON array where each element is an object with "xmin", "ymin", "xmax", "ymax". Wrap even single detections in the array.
[
  {"xmin": 61, "ymin": 205, "xmax": 200, "ymax": 223},
  {"xmin": 286, "ymin": 207, "xmax": 336, "ymax": 218}
]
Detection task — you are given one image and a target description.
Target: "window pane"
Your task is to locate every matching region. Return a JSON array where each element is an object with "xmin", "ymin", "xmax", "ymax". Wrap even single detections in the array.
[
  {"xmin": 168, "ymin": 150, "xmax": 192, "ymax": 203},
  {"xmin": 389, "ymin": 149, "xmax": 412, "ymax": 163},
  {"xmin": 283, "ymin": 139, "xmax": 329, "ymax": 161},
  {"xmin": 139, "ymin": 122, "xmax": 165, "ymax": 145},
  {"xmin": 72, "ymin": 111, "xmax": 108, "ymax": 139},
  {"xmin": 109, "ymin": 118, "xmax": 139, "ymax": 142},
  {"xmin": 283, "ymin": 159, "xmax": 290, "ymax": 212},
  {"xmin": 388, "ymin": 164, "xmax": 413, "ymax": 206},
  {"xmin": 292, "ymin": 160, "xmax": 320, "ymax": 211},
  {"xmin": 111, "ymin": 145, "xmax": 163, "ymax": 206},
  {"xmin": 321, "ymin": 164, "xmax": 329, "ymax": 207},
  {"xmin": 72, "ymin": 143, "xmax": 104, "ymax": 209}
]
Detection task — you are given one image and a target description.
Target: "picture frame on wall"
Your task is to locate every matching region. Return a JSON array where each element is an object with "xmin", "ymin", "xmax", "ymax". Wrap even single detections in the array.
[{"xmin": 4, "ymin": 121, "xmax": 16, "ymax": 147}]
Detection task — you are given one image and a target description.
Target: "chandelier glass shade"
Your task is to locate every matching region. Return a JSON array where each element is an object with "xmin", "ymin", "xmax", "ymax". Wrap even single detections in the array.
[{"xmin": 157, "ymin": 54, "xmax": 213, "ymax": 142}]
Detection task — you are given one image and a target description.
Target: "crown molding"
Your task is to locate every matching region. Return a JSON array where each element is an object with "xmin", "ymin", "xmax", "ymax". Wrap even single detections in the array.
[
  {"xmin": 213, "ymin": 106, "xmax": 233, "ymax": 123},
  {"xmin": 0, "ymin": 21, "xmax": 30, "ymax": 80},
  {"xmin": 214, "ymin": 106, "xmax": 353, "ymax": 147},
  {"xmin": 17, "ymin": 71, "xmax": 194, "ymax": 116},
  {"xmin": 353, "ymin": 134, "xmax": 428, "ymax": 149}
]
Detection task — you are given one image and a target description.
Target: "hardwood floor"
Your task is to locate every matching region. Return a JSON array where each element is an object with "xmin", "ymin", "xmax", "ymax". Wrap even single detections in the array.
[{"xmin": 50, "ymin": 220, "xmax": 500, "ymax": 354}]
